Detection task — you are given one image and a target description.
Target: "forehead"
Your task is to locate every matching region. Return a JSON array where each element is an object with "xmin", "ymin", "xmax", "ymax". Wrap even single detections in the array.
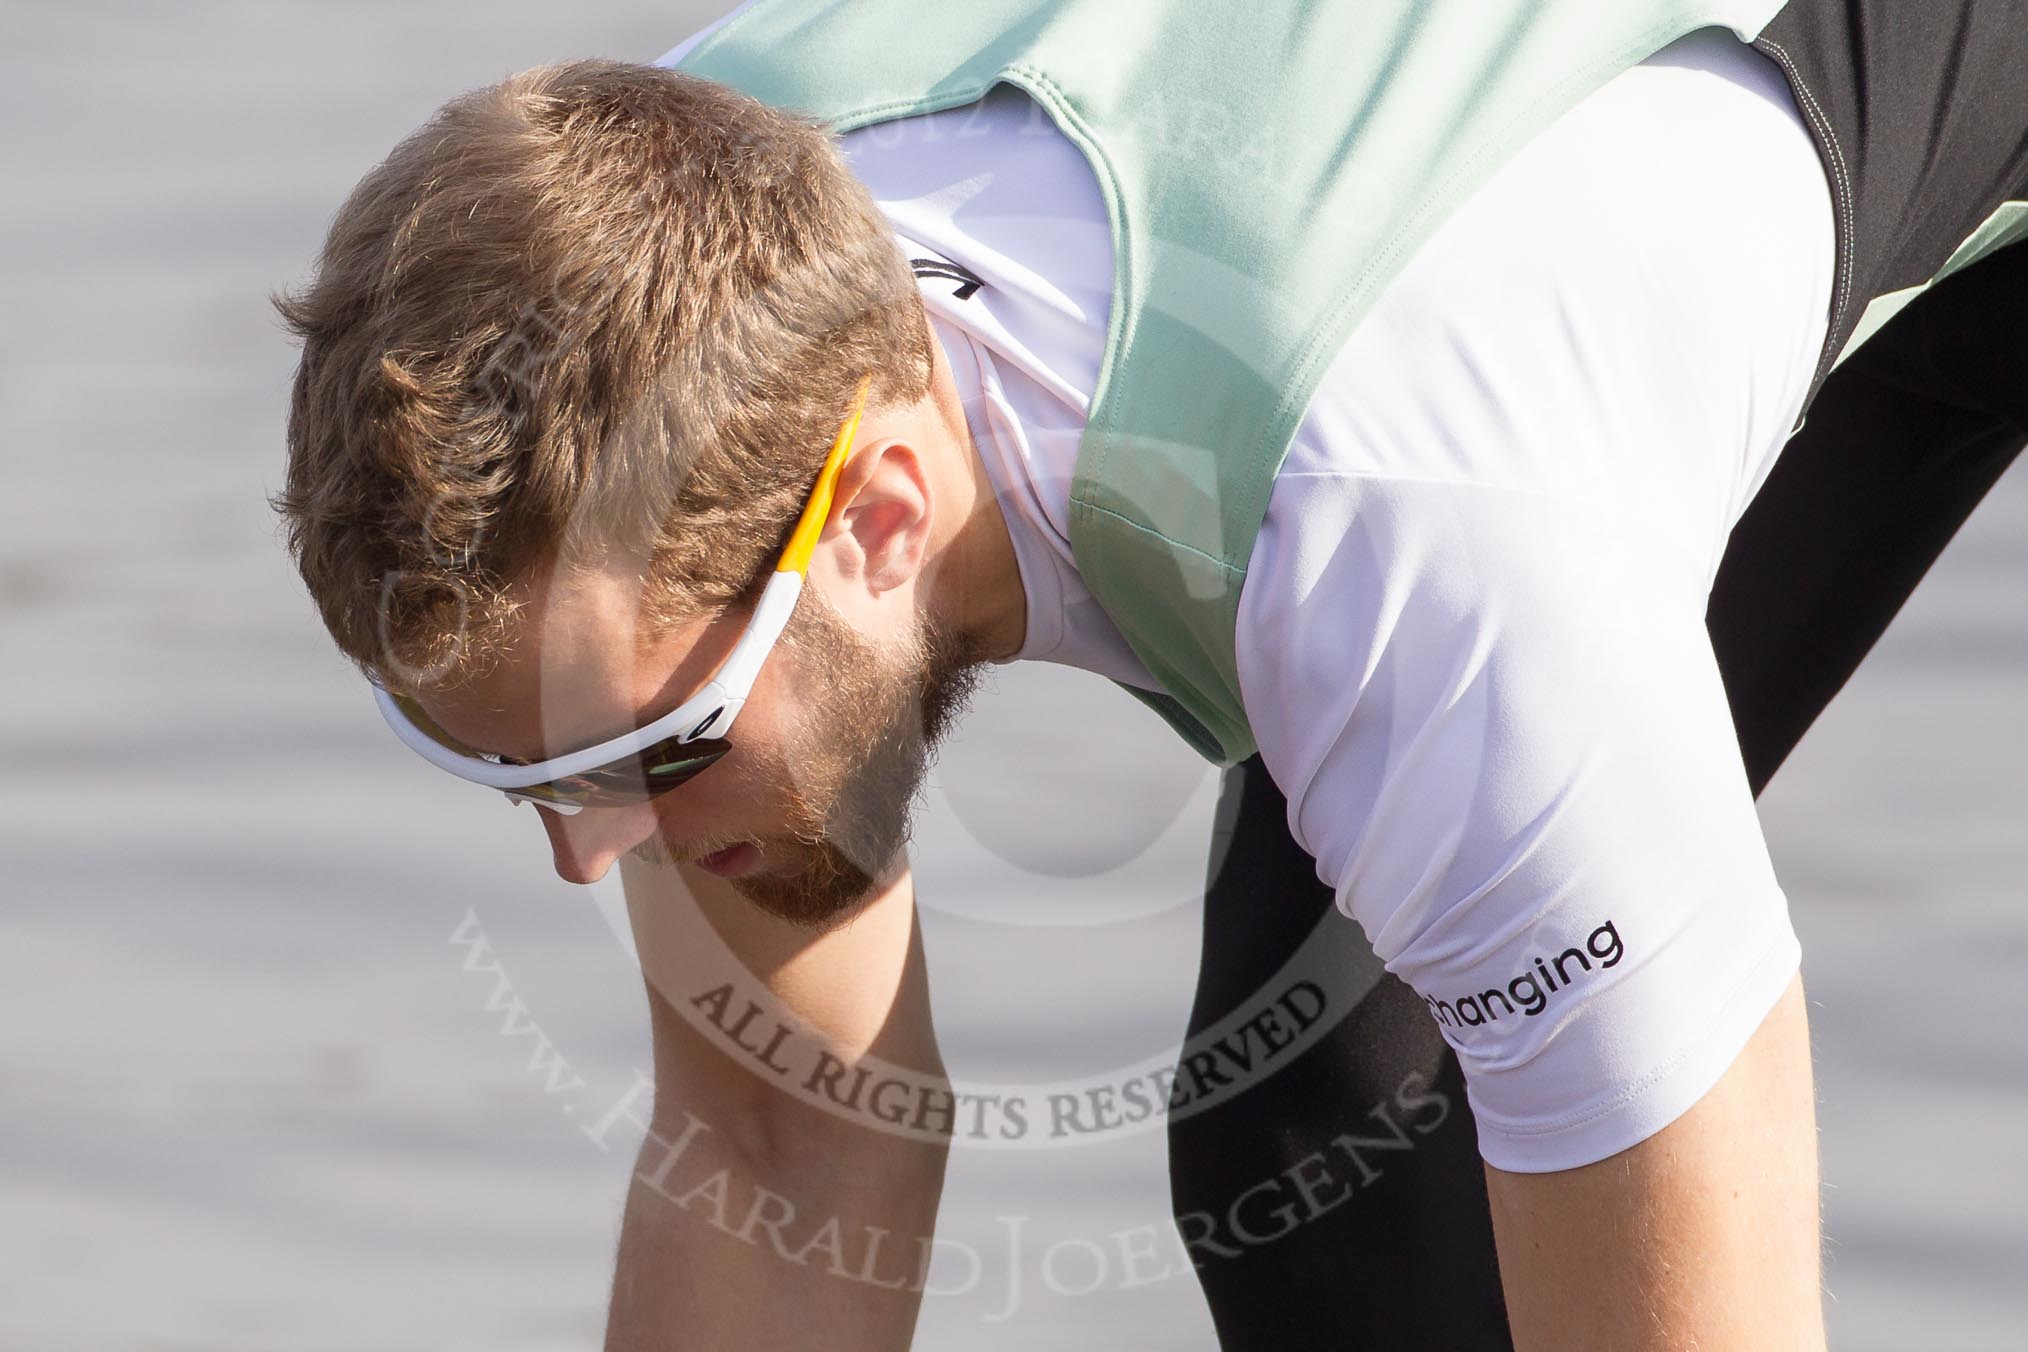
[{"xmin": 408, "ymin": 568, "xmax": 737, "ymax": 762}]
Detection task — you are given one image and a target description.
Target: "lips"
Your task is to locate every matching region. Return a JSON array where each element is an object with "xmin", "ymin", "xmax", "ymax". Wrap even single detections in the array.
[{"xmin": 694, "ymin": 841, "xmax": 760, "ymax": 877}]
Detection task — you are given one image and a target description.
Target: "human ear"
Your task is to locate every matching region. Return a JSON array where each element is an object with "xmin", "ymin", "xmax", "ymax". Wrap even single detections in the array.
[{"xmin": 826, "ymin": 438, "xmax": 934, "ymax": 596}]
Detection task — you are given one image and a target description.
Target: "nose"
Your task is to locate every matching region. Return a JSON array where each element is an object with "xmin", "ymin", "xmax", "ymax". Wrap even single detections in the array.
[{"xmin": 533, "ymin": 799, "xmax": 662, "ymax": 884}]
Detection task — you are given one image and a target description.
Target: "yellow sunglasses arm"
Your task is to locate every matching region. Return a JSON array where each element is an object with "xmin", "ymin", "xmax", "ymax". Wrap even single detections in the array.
[{"xmin": 777, "ymin": 377, "xmax": 872, "ymax": 577}]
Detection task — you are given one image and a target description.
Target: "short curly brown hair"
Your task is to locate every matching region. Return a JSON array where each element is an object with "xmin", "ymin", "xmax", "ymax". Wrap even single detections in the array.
[{"xmin": 272, "ymin": 58, "xmax": 931, "ymax": 691}]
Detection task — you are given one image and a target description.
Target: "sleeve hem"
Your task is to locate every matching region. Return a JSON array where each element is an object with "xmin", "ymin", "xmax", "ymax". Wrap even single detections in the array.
[{"xmin": 1471, "ymin": 924, "xmax": 1803, "ymax": 1174}]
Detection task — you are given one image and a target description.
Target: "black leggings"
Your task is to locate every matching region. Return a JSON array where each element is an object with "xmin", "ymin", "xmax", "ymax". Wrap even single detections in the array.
[{"xmin": 1167, "ymin": 239, "xmax": 2028, "ymax": 1351}]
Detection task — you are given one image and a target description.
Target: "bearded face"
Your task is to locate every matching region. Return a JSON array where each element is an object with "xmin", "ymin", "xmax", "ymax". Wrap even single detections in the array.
[{"xmin": 627, "ymin": 580, "xmax": 990, "ymax": 926}]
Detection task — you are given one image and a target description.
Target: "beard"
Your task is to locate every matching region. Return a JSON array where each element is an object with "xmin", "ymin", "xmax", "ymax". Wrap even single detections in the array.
[{"xmin": 631, "ymin": 583, "xmax": 989, "ymax": 928}]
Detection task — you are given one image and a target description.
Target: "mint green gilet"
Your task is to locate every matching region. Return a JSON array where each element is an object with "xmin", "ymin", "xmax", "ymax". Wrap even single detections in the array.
[{"xmin": 677, "ymin": 0, "xmax": 1792, "ymax": 766}]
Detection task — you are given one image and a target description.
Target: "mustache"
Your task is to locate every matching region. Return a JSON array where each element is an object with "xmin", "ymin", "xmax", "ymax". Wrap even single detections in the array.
[{"xmin": 629, "ymin": 833, "xmax": 749, "ymax": 867}]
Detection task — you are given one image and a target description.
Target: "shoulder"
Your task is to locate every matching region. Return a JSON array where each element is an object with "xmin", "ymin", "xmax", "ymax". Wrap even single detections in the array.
[
  {"xmin": 1237, "ymin": 30, "xmax": 1837, "ymax": 720},
  {"xmin": 1279, "ymin": 28, "xmax": 1833, "ymax": 499}
]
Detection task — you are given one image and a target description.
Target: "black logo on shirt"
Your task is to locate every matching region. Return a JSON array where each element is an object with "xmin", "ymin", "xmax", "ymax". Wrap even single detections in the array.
[
  {"xmin": 1423, "ymin": 919, "xmax": 1625, "ymax": 1035},
  {"xmin": 910, "ymin": 255, "xmax": 984, "ymax": 300}
]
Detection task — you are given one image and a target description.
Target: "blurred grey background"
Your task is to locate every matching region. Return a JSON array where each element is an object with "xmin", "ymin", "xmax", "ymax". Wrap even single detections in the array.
[{"xmin": 1, "ymin": 2, "xmax": 2022, "ymax": 1349}]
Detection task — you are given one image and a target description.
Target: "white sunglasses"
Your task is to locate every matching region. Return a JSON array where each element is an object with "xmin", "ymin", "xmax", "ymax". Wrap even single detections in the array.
[{"xmin": 369, "ymin": 378, "xmax": 870, "ymax": 815}]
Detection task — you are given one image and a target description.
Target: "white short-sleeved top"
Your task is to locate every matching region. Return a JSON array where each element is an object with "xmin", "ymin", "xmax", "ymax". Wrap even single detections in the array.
[{"xmin": 658, "ymin": 21, "xmax": 1836, "ymax": 1172}]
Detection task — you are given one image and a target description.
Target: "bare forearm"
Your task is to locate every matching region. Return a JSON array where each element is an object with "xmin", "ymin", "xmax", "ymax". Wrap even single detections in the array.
[
  {"xmin": 608, "ymin": 850, "xmax": 949, "ymax": 1346},
  {"xmin": 604, "ymin": 1110, "xmax": 949, "ymax": 1351}
]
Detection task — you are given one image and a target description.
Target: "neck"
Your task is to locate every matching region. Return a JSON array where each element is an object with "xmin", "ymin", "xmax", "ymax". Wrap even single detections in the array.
[{"xmin": 921, "ymin": 320, "xmax": 1028, "ymax": 664}]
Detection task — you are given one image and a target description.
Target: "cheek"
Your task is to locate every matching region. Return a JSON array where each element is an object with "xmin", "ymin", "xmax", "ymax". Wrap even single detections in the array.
[
  {"xmin": 744, "ymin": 657, "xmax": 816, "ymax": 743},
  {"xmin": 730, "ymin": 678, "xmax": 826, "ymax": 780},
  {"xmin": 645, "ymin": 658, "xmax": 840, "ymax": 828},
  {"xmin": 646, "ymin": 734, "xmax": 788, "ymax": 831},
  {"xmin": 647, "ymin": 773, "xmax": 748, "ymax": 832}
]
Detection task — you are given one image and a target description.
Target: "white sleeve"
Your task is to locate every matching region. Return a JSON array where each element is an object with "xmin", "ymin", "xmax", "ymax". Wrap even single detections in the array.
[
  {"xmin": 1237, "ymin": 470, "xmax": 1803, "ymax": 1173},
  {"xmin": 1232, "ymin": 28, "xmax": 1831, "ymax": 1173}
]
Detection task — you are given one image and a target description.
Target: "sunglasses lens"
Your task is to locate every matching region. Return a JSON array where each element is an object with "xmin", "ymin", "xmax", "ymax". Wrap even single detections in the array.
[
  {"xmin": 384, "ymin": 689, "xmax": 733, "ymax": 806},
  {"xmin": 639, "ymin": 737, "xmax": 733, "ymax": 785},
  {"xmin": 515, "ymin": 738, "xmax": 734, "ymax": 809}
]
